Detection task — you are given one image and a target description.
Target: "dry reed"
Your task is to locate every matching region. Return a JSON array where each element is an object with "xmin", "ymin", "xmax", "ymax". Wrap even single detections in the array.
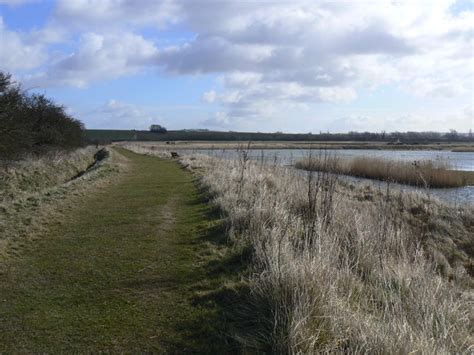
[{"xmin": 295, "ymin": 155, "xmax": 466, "ymax": 188}]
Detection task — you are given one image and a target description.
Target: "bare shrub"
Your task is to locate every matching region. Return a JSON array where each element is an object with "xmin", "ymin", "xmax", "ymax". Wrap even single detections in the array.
[{"xmin": 0, "ymin": 71, "xmax": 85, "ymax": 159}]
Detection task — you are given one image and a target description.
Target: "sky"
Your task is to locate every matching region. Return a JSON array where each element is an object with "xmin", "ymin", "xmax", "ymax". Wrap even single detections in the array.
[{"xmin": 0, "ymin": 0, "xmax": 473, "ymax": 133}]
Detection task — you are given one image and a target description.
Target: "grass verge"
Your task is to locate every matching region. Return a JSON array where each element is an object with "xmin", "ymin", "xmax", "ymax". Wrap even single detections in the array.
[{"xmin": 0, "ymin": 147, "xmax": 240, "ymax": 353}]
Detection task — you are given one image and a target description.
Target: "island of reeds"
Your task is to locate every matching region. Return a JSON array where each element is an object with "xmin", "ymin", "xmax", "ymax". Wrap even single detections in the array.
[{"xmin": 295, "ymin": 154, "xmax": 472, "ymax": 188}]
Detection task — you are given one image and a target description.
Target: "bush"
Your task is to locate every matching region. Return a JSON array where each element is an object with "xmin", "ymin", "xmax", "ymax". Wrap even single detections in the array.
[{"xmin": 0, "ymin": 71, "xmax": 85, "ymax": 159}]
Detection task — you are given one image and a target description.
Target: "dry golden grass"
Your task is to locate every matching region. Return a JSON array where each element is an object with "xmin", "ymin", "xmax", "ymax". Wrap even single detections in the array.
[
  {"xmin": 0, "ymin": 147, "xmax": 100, "ymax": 203},
  {"xmin": 295, "ymin": 155, "xmax": 467, "ymax": 188},
  {"xmin": 452, "ymin": 147, "xmax": 474, "ymax": 152},
  {"xmin": 125, "ymin": 142, "xmax": 474, "ymax": 353}
]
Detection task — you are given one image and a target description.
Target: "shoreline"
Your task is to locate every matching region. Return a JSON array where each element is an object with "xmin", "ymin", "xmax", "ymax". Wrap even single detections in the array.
[{"xmin": 124, "ymin": 141, "xmax": 474, "ymax": 152}]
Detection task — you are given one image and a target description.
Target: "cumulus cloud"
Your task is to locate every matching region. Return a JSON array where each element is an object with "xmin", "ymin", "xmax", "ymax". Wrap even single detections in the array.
[
  {"xmin": 3, "ymin": 0, "xmax": 473, "ymax": 130},
  {"xmin": 86, "ymin": 99, "xmax": 158, "ymax": 129},
  {"xmin": 202, "ymin": 90, "xmax": 217, "ymax": 103},
  {"xmin": 25, "ymin": 31, "xmax": 158, "ymax": 87},
  {"xmin": 202, "ymin": 111, "xmax": 231, "ymax": 129},
  {"xmin": 150, "ymin": 0, "xmax": 472, "ymax": 123},
  {"xmin": 0, "ymin": 17, "xmax": 47, "ymax": 71},
  {"xmin": 53, "ymin": 0, "xmax": 179, "ymax": 29},
  {"xmin": 0, "ymin": 0, "xmax": 38, "ymax": 5}
]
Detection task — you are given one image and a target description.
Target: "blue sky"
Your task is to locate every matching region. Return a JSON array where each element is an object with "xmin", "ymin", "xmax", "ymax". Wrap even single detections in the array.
[{"xmin": 0, "ymin": 0, "xmax": 472, "ymax": 132}]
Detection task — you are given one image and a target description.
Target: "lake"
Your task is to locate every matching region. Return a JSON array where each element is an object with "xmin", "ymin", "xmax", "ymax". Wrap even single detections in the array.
[{"xmin": 181, "ymin": 148, "xmax": 474, "ymax": 205}]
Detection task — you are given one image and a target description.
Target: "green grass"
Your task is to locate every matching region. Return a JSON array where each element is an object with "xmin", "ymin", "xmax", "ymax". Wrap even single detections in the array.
[{"xmin": 0, "ymin": 148, "xmax": 238, "ymax": 353}]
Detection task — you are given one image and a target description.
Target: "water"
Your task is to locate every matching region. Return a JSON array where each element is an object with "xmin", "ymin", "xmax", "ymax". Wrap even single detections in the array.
[
  {"xmin": 184, "ymin": 148, "xmax": 473, "ymax": 171},
  {"xmin": 180, "ymin": 148, "xmax": 474, "ymax": 205}
]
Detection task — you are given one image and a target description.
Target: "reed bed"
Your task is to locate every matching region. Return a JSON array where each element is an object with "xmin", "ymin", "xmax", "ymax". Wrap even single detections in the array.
[
  {"xmin": 124, "ymin": 143, "xmax": 473, "ymax": 353},
  {"xmin": 295, "ymin": 155, "xmax": 466, "ymax": 188},
  {"xmin": 452, "ymin": 147, "xmax": 474, "ymax": 152}
]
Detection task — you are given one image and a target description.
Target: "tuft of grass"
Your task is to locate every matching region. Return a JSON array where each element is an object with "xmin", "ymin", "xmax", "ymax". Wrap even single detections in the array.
[{"xmin": 295, "ymin": 155, "xmax": 468, "ymax": 188}]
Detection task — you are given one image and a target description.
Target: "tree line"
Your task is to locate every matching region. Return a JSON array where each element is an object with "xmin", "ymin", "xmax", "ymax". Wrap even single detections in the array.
[
  {"xmin": 86, "ymin": 128, "xmax": 473, "ymax": 143},
  {"xmin": 0, "ymin": 71, "xmax": 85, "ymax": 160}
]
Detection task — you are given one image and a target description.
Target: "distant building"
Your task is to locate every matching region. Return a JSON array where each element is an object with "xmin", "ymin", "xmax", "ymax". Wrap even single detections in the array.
[{"xmin": 149, "ymin": 124, "xmax": 167, "ymax": 133}]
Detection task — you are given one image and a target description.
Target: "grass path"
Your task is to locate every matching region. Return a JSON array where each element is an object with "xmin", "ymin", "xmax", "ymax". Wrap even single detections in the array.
[{"xmin": 0, "ymin": 148, "xmax": 233, "ymax": 353}]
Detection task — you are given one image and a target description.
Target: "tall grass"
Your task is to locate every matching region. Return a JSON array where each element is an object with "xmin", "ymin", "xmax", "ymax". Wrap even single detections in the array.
[
  {"xmin": 125, "ymin": 143, "xmax": 473, "ymax": 353},
  {"xmin": 295, "ymin": 155, "xmax": 466, "ymax": 188}
]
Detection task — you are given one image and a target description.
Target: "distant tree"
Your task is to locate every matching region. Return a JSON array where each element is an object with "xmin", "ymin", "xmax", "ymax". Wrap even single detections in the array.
[
  {"xmin": 445, "ymin": 129, "xmax": 459, "ymax": 141},
  {"xmin": 0, "ymin": 72, "xmax": 12, "ymax": 93},
  {"xmin": 149, "ymin": 124, "xmax": 167, "ymax": 133}
]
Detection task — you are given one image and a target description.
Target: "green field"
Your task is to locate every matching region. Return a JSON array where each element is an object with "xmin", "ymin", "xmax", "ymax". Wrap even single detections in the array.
[{"xmin": 85, "ymin": 128, "xmax": 337, "ymax": 142}]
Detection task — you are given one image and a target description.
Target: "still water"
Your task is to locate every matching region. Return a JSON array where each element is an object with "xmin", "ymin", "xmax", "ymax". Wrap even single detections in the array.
[{"xmin": 181, "ymin": 149, "xmax": 474, "ymax": 205}]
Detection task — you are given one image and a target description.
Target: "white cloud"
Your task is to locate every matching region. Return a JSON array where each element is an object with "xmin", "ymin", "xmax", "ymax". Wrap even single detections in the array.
[
  {"xmin": 86, "ymin": 99, "xmax": 158, "ymax": 129},
  {"xmin": 2, "ymin": 0, "xmax": 473, "ymax": 131},
  {"xmin": 202, "ymin": 111, "xmax": 231, "ymax": 129},
  {"xmin": 19, "ymin": 1, "xmax": 473, "ymax": 99},
  {"xmin": 25, "ymin": 31, "xmax": 158, "ymax": 87},
  {"xmin": 0, "ymin": 17, "xmax": 47, "ymax": 71},
  {"xmin": 0, "ymin": 0, "xmax": 38, "ymax": 5},
  {"xmin": 202, "ymin": 90, "xmax": 216, "ymax": 103},
  {"xmin": 151, "ymin": 0, "xmax": 472, "ymax": 123},
  {"xmin": 464, "ymin": 104, "xmax": 474, "ymax": 120},
  {"xmin": 54, "ymin": 0, "xmax": 180, "ymax": 29}
]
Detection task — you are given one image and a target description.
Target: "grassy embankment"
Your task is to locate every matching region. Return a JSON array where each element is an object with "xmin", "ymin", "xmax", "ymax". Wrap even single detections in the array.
[
  {"xmin": 126, "ymin": 143, "xmax": 473, "ymax": 353},
  {"xmin": 0, "ymin": 146, "xmax": 111, "ymax": 259},
  {"xmin": 1, "ymin": 147, "xmax": 100, "ymax": 202},
  {"xmin": 0, "ymin": 148, "xmax": 238, "ymax": 352},
  {"xmin": 295, "ymin": 155, "xmax": 474, "ymax": 188}
]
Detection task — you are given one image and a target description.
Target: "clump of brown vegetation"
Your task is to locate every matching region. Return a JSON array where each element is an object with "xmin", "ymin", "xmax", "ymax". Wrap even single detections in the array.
[
  {"xmin": 295, "ymin": 154, "xmax": 467, "ymax": 188},
  {"xmin": 125, "ymin": 143, "xmax": 474, "ymax": 353},
  {"xmin": 452, "ymin": 147, "xmax": 474, "ymax": 152}
]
